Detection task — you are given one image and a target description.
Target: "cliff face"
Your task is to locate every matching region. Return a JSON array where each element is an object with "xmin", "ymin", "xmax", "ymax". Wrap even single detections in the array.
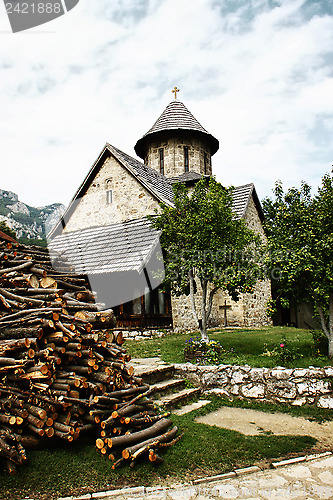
[{"xmin": 0, "ymin": 189, "xmax": 65, "ymax": 242}]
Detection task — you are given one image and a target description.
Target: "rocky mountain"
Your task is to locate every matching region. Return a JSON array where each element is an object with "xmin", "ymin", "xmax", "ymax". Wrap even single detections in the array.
[{"xmin": 0, "ymin": 189, "xmax": 65, "ymax": 244}]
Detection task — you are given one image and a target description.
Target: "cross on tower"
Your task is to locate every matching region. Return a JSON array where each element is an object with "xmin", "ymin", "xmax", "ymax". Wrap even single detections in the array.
[{"xmin": 172, "ymin": 86, "xmax": 180, "ymax": 99}]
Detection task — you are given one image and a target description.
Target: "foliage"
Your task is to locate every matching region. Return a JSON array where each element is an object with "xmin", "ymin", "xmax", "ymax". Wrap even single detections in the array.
[
  {"xmin": 149, "ymin": 178, "xmax": 262, "ymax": 340},
  {"xmin": 184, "ymin": 337, "xmax": 227, "ymax": 364},
  {"xmin": 18, "ymin": 237, "xmax": 47, "ymax": 248},
  {"xmin": 310, "ymin": 329, "xmax": 328, "ymax": 357},
  {"xmin": 0, "ymin": 221, "xmax": 16, "ymax": 240},
  {"xmin": 261, "ymin": 339, "xmax": 302, "ymax": 365},
  {"xmin": 263, "ymin": 172, "xmax": 333, "ymax": 357}
]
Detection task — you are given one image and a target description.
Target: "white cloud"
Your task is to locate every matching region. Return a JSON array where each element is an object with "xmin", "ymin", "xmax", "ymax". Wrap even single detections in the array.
[{"xmin": 0, "ymin": 0, "xmax": 332, "ymax": 208}]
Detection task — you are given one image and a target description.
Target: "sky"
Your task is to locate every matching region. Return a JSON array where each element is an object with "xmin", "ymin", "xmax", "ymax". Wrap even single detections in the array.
[{"xmin": 0, "ymin": 0, "xmax": 332, "ymax": 209}]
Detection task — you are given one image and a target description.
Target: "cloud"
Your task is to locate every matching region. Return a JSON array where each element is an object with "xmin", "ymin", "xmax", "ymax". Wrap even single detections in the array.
[{"xmin": 0, "ymin": 0, "xmax": 332, "ymax": 208}]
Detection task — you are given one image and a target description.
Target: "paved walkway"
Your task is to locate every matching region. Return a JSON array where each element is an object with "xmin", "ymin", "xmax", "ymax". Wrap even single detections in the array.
[{"xmin": 60, "ymin": 453, "xmax": 333, "ymax": 500}]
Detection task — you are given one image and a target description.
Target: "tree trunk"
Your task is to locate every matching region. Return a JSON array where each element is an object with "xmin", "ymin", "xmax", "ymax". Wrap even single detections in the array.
[
  {"xmin": 189, "ymin": 269, "xmax": 201, "ymax": 334},
  {"xmin": 200, "ymin": 280, "xmax": 209, "ymax": 342},
  {"xmin": 316, "ymin": 297, "xmax": 333, "ymax": 358},
  {"xmin": 329, "ymin": 293, "xmax": 333, "ymax": 358}
]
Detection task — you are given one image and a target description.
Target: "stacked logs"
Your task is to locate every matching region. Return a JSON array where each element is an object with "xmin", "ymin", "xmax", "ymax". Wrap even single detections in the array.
[{"xmin": 0, "ymin": 239, "xmax": 179, "ymax": 474}]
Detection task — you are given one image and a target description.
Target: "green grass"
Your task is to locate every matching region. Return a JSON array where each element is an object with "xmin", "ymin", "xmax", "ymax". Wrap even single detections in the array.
[
  {"xmin": 0, "ymin": 394, "xmax": 320, "ymax": 500},
  {"xmin": 126, "ymin": 326, "xmax": 333, "ymax": 368}
]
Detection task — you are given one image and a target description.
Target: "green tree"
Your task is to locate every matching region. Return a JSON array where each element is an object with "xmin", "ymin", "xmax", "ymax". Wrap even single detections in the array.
[
  {"xmin": 149, "ymin": 178, "xmax": 261, "ymax": 341},
  {"xmin": 263, "ymin": 172, "xmax": 333, "ymax": 357},
  {"xmin": 0, "ymin": 221, "xmax": 16, "ymax": 240}
]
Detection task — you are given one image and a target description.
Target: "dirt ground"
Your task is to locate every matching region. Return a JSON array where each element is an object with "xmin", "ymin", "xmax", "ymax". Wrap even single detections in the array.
[{"xmin": 195, "ymin": 407, "xmax": 333, "ymax": 449}]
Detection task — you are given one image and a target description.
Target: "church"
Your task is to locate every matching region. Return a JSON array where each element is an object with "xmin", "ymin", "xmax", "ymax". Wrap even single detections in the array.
[{"xmin": 50, "ymin": 89, "xmax": 272, "ymax": 331}]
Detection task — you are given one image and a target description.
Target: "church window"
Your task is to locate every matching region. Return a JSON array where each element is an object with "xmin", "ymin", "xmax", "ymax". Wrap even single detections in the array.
[
  {"xmin": 106, "ymin": 189, "xmax": 112, "ymax": 204},
  {"xmin": 184, "ymin": 146, "xmax": 189, "ymax": 172},
  {"xmin": 204, "ymin": 152, "xmax": 210, "ymax": 175},
  {"xmin": 159, "ymin": 148, "xmax": 164, "ymax": 175}
]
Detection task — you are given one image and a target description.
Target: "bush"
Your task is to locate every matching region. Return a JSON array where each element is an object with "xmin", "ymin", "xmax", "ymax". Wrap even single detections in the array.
[
  {"xmin": 184, "ymin": 337, "xmax": 232, "ymax": 364},
  {"xmin": 262, "ymin": 339, "xmax": 302, "ymax": 365},
  {"xmin": 311, "ymin": 329, "xmax": 328, "ymax": 357}
]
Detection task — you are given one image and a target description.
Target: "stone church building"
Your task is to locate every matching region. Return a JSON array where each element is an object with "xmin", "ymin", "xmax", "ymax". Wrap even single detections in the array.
[{"xmin": 50, "ymin": 93, "xmax": 271, "ymax": 331}]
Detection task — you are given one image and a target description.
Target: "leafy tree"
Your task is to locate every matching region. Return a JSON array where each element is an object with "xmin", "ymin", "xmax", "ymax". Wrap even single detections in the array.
[
  {"xmin": 149, "ymin": 178, "xmax": 261, "ymax": 341},
  {"xmin": 0, "ymin": 221, "xmax": 16, "ymax": 240},
  {"xmin": 263, "ymin": 172, "xmax": 333, "ymax": 357}
]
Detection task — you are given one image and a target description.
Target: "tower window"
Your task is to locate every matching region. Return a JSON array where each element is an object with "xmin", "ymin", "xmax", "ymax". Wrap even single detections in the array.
[
  {"xmin": 184, "ymin": 146, "xmax": 189, "ymax": 172},
  {"xmin": 106, "ymin": 189, "xmax": 112, "ymax": 204},
  {"xmin": 204, "ymin": 153, "xmax": 210, "ymax": 175},
  {"xmin": 159, "ymin": 148, "xmax": 164, "ymax": 175}
]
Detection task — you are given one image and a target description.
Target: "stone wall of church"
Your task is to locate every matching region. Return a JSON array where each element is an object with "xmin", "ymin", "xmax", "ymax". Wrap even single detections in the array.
[
  {"xmin": 64, "ymin": 155, "xmax": 161, "ymax": 232},
  {"xmin": 145, "ymin": 134, "xmax": 212, "ymax": 178}
]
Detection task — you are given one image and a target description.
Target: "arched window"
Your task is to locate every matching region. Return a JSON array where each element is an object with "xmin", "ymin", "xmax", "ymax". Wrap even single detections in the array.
[{"xmin": 106, "ymin": 179, "xmax": 112, "ymax": 204}]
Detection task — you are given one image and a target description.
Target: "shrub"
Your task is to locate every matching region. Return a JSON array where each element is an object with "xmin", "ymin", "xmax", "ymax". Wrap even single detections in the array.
[
  {"xmin": 262, "ymin": 339, "xmax": 302, "ymax": 365},
  {"xmin": 310, "ymin": 329, "xmax": 328, "ymax": 357},
  {"xmin": 184, "ymin": 337, "xmax": 232, "ymax": 364}
]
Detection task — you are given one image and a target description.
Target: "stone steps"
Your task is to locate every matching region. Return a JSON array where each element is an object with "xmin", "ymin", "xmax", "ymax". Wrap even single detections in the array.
[
  {"xmin": 150, "ymin": 377, "xmax": 185, "ymax": 397},
  {"xmin": 154, "ymin": 387, "xmax": 202, "ymax": 409},
  {"xmin": 131, "ymin": 357, "xmax": 204, "ymax": 413}
]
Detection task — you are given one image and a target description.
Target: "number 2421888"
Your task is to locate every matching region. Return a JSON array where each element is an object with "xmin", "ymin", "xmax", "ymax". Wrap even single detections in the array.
[{"xmin": 5, "ymin": 3, "xmax": 62, "ymax": 14}]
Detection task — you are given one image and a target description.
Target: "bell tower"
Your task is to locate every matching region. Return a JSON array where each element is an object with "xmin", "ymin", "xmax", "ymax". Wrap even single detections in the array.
[{"xmin": 134, "ymin": 88, "xmax": 219, "ymax": 178}]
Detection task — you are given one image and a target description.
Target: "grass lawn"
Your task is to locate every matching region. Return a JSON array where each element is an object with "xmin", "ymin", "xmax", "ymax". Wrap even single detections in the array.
[
  {"xmin": 126, "ymin": 326, "xmax": 333, "ymax": 368},
  {"xmin": 0, "ymin": 394, "xmax": 321, "ymax": 500}
]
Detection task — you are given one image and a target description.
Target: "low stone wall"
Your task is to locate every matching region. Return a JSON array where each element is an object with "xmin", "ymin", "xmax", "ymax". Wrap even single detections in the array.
[
  {"xmin": 174, "ymin": 363, "xmax": 333, "ymax": 408},
  {"xmin": 118, "ymin": 329, "xmax": 167, "ymax": 341}
]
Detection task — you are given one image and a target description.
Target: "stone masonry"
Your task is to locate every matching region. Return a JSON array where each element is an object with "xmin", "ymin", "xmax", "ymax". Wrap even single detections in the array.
[
  {"xmin": 175, "ymin": 363, "xmax": 333, "ymax": 407},
  {"xmin": 144, "ymin": 134, "xmax": 212, "ymax": 178},
  {"xmin": 64, "ymin": 156, "xmax": 161, "ymax": 232}
]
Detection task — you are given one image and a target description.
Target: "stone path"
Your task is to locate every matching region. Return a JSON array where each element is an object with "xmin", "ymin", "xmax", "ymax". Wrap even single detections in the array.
[{"xmin": 60, "ymin": 453, "xmax": 333, "ymax": 500}]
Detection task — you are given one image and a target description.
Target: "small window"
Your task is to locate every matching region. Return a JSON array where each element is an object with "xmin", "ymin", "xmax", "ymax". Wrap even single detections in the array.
[
  {"xmin": 184, "ymin": 146, "xmax": 189, "ymax": 172},
  {"xmin": 204, "ymin": 152, "xmax": 210, "ymax": 175},
  {"xmin": 106, "ymin": 189, "xmax": 112, "ymax": 204},
  {"xmin": 159, "ymin": 148, "xmax": 164, "ymax": 175}
]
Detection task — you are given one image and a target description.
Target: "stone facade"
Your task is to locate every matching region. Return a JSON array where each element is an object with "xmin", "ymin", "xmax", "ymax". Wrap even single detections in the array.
[
  {"xmin": 64, "ymin": 156, "xmax": 161, "ymax": 232},
  {"xmin": 144, "ymin": 134, "xmax": 212, "ymax": 178},
  {"xmin": 175, "ymin": 363, "xmax": 333, "ymax": 407}
]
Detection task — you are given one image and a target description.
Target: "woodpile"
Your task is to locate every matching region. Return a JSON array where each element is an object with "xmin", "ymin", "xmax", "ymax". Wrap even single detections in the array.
[{"xmin": 0, "ymin": 238, "xmax": 179, "ymax": 474}]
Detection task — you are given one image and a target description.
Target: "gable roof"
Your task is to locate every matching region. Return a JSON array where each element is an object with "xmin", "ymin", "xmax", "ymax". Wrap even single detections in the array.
[
  {"xmin": 50, "ymin": 143, "xmax": 174, "ymax": 238},
  {"xmin": 135, "ymin": 100, "xmax": 219, "ymax": 158},
  {"xmin": 49, "ymin": 218, "xmax": 161, "ymax": 275},
  {"xmin": 232, "ymin": 183, "xmax": 264, "ymax": 222}
]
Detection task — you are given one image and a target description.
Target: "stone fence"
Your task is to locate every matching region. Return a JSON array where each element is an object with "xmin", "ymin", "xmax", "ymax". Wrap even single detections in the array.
[{"xmin": 174, "ymin": 363, "xmax": 333, "ymax": 409}]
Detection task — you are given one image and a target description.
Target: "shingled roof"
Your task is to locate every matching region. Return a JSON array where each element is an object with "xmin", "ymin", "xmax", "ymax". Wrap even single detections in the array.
[
  {"xmin": 135, "ymin": 100, "xmax": 219, "ymax": 159},
  {"xmin": 168, "ymin": 171, "xmax": 204, "ymax": 185},
  {"xmin": 107, "ymin": 144, "xmax": 174, "ymax": 205},
  {"xmin": 232, "ymin": 183, "xmax": 264, "ymax": 221},
  {"xmin": 49, "ymin": 218, "xmax": 162, "ymax": 275}
]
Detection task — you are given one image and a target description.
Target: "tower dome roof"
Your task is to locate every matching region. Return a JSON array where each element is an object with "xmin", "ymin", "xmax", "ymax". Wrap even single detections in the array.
[{"xmin": 135, "ymin": 100, "xmax": 219, "ymax": 159}]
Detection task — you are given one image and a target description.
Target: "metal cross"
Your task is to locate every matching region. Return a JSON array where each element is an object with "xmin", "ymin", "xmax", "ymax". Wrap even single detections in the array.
[{"xmin": 172, "ymin": 86, "xmax": 180, "ymax": 99}]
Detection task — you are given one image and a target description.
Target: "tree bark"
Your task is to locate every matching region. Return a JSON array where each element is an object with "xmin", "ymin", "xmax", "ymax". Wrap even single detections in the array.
[{"xmin": 189, "ymin": 269, "xmax": 199, "ymax": 332}]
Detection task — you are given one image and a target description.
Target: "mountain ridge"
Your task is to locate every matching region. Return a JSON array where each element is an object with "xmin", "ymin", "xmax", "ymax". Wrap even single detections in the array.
[{"xmin": 0, "ymin": 189, "xmax": 65, "ymax": 244}]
